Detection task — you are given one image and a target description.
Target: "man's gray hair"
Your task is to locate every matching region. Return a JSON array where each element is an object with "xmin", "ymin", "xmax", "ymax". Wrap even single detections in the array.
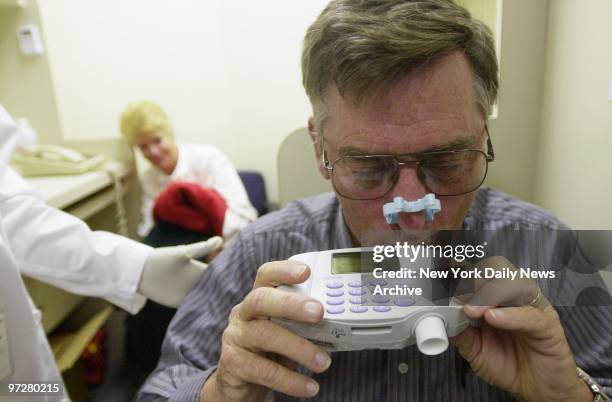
[{"xmin": 302, "ymin": 0, "xmax": 499, "ymax": 135}]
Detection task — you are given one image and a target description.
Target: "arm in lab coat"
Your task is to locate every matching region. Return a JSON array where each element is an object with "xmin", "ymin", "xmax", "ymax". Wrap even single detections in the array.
[{"xmin": 0, "ymin": 167, "xmax": 151, "ymax": 313}]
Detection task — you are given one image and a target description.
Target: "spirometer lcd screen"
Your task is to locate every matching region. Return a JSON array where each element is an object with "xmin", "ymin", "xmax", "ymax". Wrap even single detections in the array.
[
  {"xmin": 331, "ymin": 252, "xmax": 399, "ymax": 274},
  {"xmin": 332, "ymin": 252, "xmax": 365, "ymax": 274}
]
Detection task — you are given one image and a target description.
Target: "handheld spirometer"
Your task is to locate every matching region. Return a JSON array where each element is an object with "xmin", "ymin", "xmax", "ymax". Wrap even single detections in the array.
[{"xmin": 276, "ymin": 248, "xmax": 471, "ymax": 355}]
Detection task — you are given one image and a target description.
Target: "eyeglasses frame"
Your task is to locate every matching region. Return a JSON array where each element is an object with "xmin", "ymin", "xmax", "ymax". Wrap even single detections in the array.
[{"xmin": 320, "ymin": 125, "xmax": 495, "ymax": 200}]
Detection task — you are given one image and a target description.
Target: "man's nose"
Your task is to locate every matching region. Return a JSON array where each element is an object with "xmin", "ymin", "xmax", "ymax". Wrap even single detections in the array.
[
  {"xmin": 388, "ymin": 165, "xmax": 428, "ymax": 201},
  {"xmin": 387, "ymin": 167, "xmax": 430, "ymax": 229}
]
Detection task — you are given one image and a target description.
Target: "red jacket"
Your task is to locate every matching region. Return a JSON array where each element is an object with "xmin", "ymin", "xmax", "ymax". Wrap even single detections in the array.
[{"xmin": 153, "ymin": 181, "xmax": 227, "ymax": 235}]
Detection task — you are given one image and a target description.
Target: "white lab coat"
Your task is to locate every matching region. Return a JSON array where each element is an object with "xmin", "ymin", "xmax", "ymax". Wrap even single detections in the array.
[{"xmin": 0, "ymin": 130, "xmax": 152, "ymax": 401}]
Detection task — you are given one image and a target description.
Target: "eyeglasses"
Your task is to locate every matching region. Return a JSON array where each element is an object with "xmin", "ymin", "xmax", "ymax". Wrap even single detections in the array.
[{"xmin": 322, "ymin": 126, "xmax": 495, "ymax": 200}]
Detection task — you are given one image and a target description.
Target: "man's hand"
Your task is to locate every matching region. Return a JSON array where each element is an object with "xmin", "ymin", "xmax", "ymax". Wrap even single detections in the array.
[
  {"xmin": 200, "ymin": 261, "xmax": 332, "ymax": 402},
  {"xmin": 451, "ymin": 257, "xmax": 592, "ymax": 402}
]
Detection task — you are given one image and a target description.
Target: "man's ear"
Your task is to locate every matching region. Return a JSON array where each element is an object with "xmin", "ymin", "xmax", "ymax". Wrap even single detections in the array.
[{"xmin": 308, "ymin": 117, "xmax": 330, "ymax": 180}]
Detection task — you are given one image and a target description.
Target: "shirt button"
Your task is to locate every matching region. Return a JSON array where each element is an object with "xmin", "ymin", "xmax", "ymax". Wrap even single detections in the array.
[{"xmin": 398, "ymin": 362, "xmax": 409, "ymax": 374}]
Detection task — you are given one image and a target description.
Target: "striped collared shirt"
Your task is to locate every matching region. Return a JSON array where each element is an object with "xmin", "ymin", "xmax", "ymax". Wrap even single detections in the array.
[{"xmin": 138, "ymin": 188, "xmax": 612, "ymax": 401}]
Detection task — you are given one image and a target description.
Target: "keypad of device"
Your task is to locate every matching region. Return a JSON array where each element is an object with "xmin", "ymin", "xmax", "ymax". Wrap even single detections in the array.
[{"xmin": 324, "ymin": 276, "xmax": 417, "ymax": 315}]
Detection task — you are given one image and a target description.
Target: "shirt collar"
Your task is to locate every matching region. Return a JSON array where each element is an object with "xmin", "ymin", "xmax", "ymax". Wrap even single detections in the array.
[
  {"xmin": 169, "ymin": 145, "xmax": 184, "ymax": 179},
  {"xmin": 332, "ymin": 199, "xmax": 355, "ymax": 249}
]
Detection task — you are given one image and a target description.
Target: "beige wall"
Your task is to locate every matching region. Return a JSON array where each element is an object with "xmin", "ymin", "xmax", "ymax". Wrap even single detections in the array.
[
  {"xmin": 456, "ymin": 0, "xmax": 501, "ymax": 41},
  {"xmin": 0, "ymin": 2, "xmax": 63, "ymax": 144},
  {"xmin": 470, "ymin": 0, "xmax": 612, "ymax": 229},
  {"xmin": 485, "ymin": 0, "xmax": 550, "ymax": 202},
  {"xmin": 3, "ymin": 0, "xmax": 611, "ymax": 221},
  {"xmin": 535, "ymin": 0, "xmax": 612, "ymax": 228},
  {"xmin": 34, "ymin": 0, "xmax": 330, "ymax": 202},
  {"xmin": 0, "ymin": 0, "xmax": 550, "ymax": 205}
]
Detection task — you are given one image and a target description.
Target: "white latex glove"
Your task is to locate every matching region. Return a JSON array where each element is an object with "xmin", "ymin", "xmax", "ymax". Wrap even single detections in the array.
[{"xmin": 138, "ymin": 236, "xmax": 223, "ymax": 308}]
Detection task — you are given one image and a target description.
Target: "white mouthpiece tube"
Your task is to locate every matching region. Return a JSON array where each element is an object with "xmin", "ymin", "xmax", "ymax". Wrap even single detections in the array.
[{"xmin": 414, "ymin": 315, "xmax": 449, "ymax": 355}]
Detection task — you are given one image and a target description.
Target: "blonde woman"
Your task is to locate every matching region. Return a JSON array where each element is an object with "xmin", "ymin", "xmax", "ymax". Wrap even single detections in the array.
[
  {"xmin": 119, "ymin": 100, "xmax": 257, "ymax": 241},
  {"xmin": 119, "ymin": 101, "xmax": 257, "ymax": 372}
]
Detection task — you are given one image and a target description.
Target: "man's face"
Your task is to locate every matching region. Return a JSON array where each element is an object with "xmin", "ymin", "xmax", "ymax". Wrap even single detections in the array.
[
  {"xmin": 311, "ymin": 52, "xmax": 487, "ymax": 243},
  {"xmin": 136, "ymin": 131, "xmax": 178, "ymax": 175}
]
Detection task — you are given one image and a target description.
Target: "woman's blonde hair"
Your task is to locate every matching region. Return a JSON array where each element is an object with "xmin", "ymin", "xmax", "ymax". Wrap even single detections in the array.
[{"xmin": 119, "ymin": 100, "xmax": 174, "ymax": 144}]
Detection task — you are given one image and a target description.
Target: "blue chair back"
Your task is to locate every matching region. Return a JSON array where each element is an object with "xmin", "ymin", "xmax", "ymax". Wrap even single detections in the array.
[{"xmin": 238, "ymin": 171, "xmax": 268, "ymax": 216}]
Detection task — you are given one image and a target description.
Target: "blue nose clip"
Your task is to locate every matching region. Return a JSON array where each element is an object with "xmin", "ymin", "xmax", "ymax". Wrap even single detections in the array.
[{"xmin": 383, "ymin": 194, "xmax": 441, "ymax": 224}]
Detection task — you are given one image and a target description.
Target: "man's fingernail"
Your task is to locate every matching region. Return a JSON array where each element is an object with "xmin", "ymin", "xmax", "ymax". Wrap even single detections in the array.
[
  {"xmin": 304, "ymin": 301, "xmax": 322, "ymax": 318},
  {"xmin": 315, "ymin": 352, "xmax": 331, "ymax": 370},
  {"xmin": 294, "ymin": 264, "xmax": 308, "ymax": 277},
  {"xmin": 488, "ymin": 308, "xmax": 503, "ymax": 320},
  {"xmin": 466, "ymin": 305, "xmax": 489, "ymax": 314},
  {"xmin": 305, "ymin": 381, "xmax": 319, "ymax": 396}
]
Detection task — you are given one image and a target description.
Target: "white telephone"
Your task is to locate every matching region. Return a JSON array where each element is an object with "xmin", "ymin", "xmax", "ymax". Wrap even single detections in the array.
[{"xmin": 11, "ymin": 145, "xmax": 106, "ymax": 176}]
